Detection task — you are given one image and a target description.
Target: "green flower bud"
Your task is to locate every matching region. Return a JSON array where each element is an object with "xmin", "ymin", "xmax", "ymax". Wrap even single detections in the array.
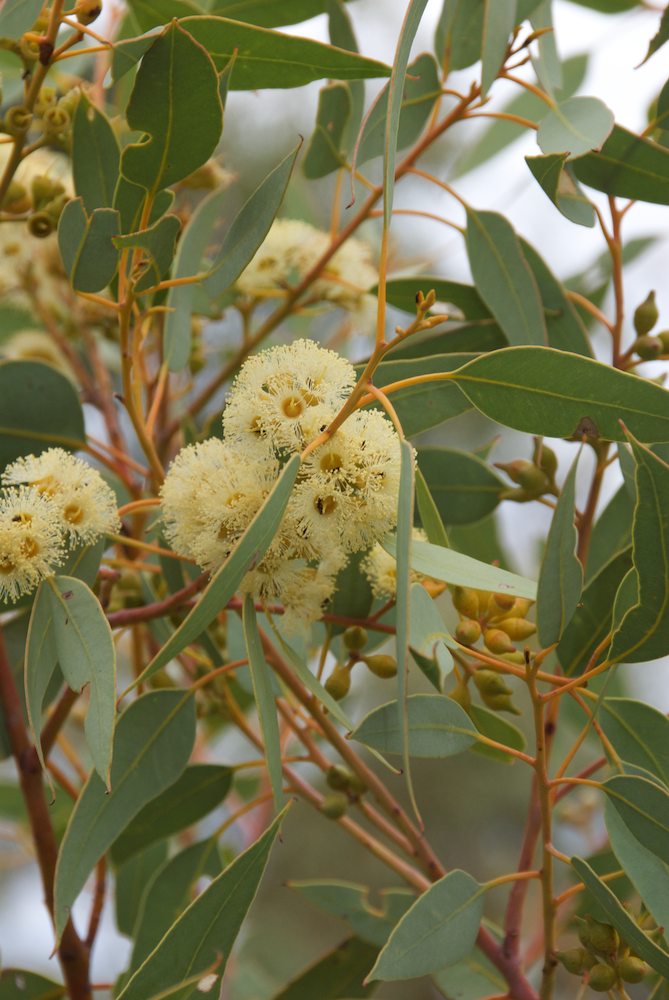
[
  {"xmin": 657, "ymin": 329, "xmax": 669, "ymax": 353},
  {"xmin": 363, "ymin": 654, "xmax": 398, "ymax": 679},
  {"xmin": 495, "ymin": 459, "xmax": 549, "ymax": 496},
  {"xmin": 455, "ymin": 618, "xmax": 481, "ymax": 646},
  {"xmin": 489, "ymin": 592, "xmax": 516, "ymax": 615},
  {"xmin": 56, "ymin": 89, "xmax": 81, "ymax": 118},
  {"xmin": 31, "ymin": 175, "xmax": 65, "ymax": 210},
  {"xmin": 497, "ymin": 618, "xmax": 537, "ymax": 641},
  {"xmin": 483, "ymin": 628, "xmax": 515, "ymax": 655},
  {"xmin": 27, "ymin": 211, "xmax": 53, "ymax": 238},
  {"xmin": 452, "ymin": 586, "xmax": 479, "ymax": 618},
  {"xmin": 633, "ymin": 334, "xmax": 663, "ymax": 361},
  {"xmin": 326, "ymin": 765, "xmax": 364, "ymax": 796},
  {"xmin": 320, "ymin": 791, "xmax": 348, "ymax": 819},
  {"xmin": 4, "ymin": 105, "xmax": 32, "ymax": 135},
  {"xmin": 533, "ymin": 437, "xmax": 558, "ymax": 483},
  {"xmin": 42, "ymin": 104, "xmax": 71, "ymax": 136},
  {"xmin": 557, "ymin": 948, "xmax": 589, "ymax": 975},
  {"xmin": 587, "ymin": 963, "xmax": 617, "ymax": 992},
  {"xmin": 617, "ymin": 956, "xmax": 647, "ymax": 983},
  {"xmin": 473, "ymin": 669, "xmax": 511, "ymax": 697},
  {"xmin": 449, "ymin": 677, "xmax": 471, "ymax": 712},
  {"xmin": 75, "ymin": 0, "xmax": 102, "ymax": 24},
  {"xmin": 2, "ymin": 180, "xmax": 30, "ymax": 214},
  {"xmin": 44, "ymin": 193, "xmax": 68, "ymax": 225},
  {"xmin": 633, "ymin": 290, "xmax": 658, "ymax": 336},
  {"xmin": 500, "ymin": 650, "xmax": 527, "ymax": 666},
  {"xmin": 481, "ymin": 691, "xmax": 521, "ymax": 715},
  {"xmin": 588, "ymin": 919, "xmax": 619, "ymax": 955},
  {"xmin": 324, "ymin": 665, "xmax": 351, "ymax": 701},
  {"xmin": 343, "ymin": 625, "xmax": 368, "ymax": 652}
]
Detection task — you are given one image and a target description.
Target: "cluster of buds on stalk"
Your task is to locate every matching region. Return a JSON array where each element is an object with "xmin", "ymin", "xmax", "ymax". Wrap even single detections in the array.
[
  {"xmin": 324, "ymin": 626, "xmax": 398, "ymax": 702},
  {"xmin": 557, "ymin": 914, "xmax": 652, "ymax": 991},
  {"xmin": 631, "ymin": 290, "xmax": 669, "ymax": 361},
  {"xmin": 495, "ymin": 437, "xmax": 559, "ymax": 503},
  {"xmin": 320, "ymin": 764, "xmax": 367, "ymax": 819}
]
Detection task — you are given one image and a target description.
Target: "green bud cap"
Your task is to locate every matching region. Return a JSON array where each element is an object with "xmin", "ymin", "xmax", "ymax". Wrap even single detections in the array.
[
  {"xmin": 657, "ymin": 329, "xmax": 669, "ymax": 353},
  {"xmin": 326, "ymin": 764, "xmax": 354, "ymax": 791},
  {"xmin": 557, "ymin": 948, "xmax": 589, "ymax": 975},
  {"xmin": 533, "ymin": 437, "xmax": 558, "ymax": 481},
  {"xmin": 44, "ymin": 193, "xmax": 68, "ymax": 225},
  {"xmin": 452, "ymin": 586, "xmax": 479, "ymax": 618},
  {"xmin": 588, "ymin": 919, "xmax": 619, "ymax": 955},
  {"xmin": 497, "ymin": 617, "xmax": 537, "ymax": 641},
  {"xmin": 482, "ymin": 691, "xmax": 521, "ymax": 715},
  {"xmin": 473, "ymin": 669, "xmax": 511, "ymax": 697},
  {"xmin": 483, "ymin": 628, "xmax": 515, "ymax": 655},
  {"xmin": 320, "ymin": 791, "xmax": 348, "ymax": 819},
  {"xmin": 5, "ymin": 105, "xmax": 32, "ymax": 134},
  {"xmin": 324, "ymin": 665, "xmax": 351, "ymax": 701},
  {"xmin": 617, "ymin": 956, "xmax": 647, "ymax": 984},
  {"xmin": 31, "ymin": 175, "xmax": 65, "ymax": 210},
  {"xmin": 27, "ymin": 211, "xmax": 54, "ymax": 238},
  {"xmin": 633, "ymin": 290, "xmax": 659, "ymax": 336},
  {"xmin": 633, "ymin": 334, "xmax": 663, "ymax": 361},
  {"xmin": 455, "ymin": 618, "xmax": 481, "ymax": 646},
  {"xmin": 363, "ymin": 654, "xmax": 398, "ymax": 679},
  {"xmin": 343, "ymin": 625, "xmax": 368, "ymax": 652},
  {"xmin": 588, "ymin": 963, "xmax": 617, "ymax": 992}
]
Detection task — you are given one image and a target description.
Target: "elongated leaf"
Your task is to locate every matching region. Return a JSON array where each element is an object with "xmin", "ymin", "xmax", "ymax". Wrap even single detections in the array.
[
  {"xmin": 202, "ymin": 144, "xmax": 299, "ymax": 298},
  {"xmin": 211, "ymin": 0, "xmax": 349, "ymax": 26},
  {"xmin": 600, "ymin": 698, "xmax": 669, "ymax": 786},
  {"xmin": 0, "ymin": 969, "xmax": 65, "ymax": 999},
  {"xmin": 572, "ymin": 125, "xmax": 669, "ymax": 205},
  {"xmin": 0, "ymin": 0, "xmax": 42, "ymax": 38},
  {"xmin": 290, "ymin": 880, "xmax": 413, "ymax": 947},
  {"xmin": 367, "ymin": 354, "xmax": 473, "ymax": 437},
  {"xmin": 417, "ymin": 447, "xmax": 504, "ymax": 526},
  {"xmin": 121, "ymin": 22, "xmax": 222, "ymax": 195},
  {"xmin": 58, "ymin": 199, "xmax": 119, "ymax": 293},
  {"xmin": 639, "ymin": 6, "xmax": 669, "ymax": 66},
  {"xmin": 557, "ymin": 547, "xmax": 632, "ymax": 675},
  {"xmin": 353, "ymin": 694, "xmax": 477, "ymax": 759},
  {"xmin": 466, "ymin": 209, "xmax": 547, "ymax": 346},
  {"xmin": 369, "ymin": 870, "xmax": 485, "ymax": 980},
  {"xmin": 116, "ymin": 841, "xmax": 169, "ymax": 937},
  {"xmin": 72, "ymin": 95, "xmax": 121, "ymax": 213},
  {"xmin": 118, "ymin": 807, "xmax": 289, "ymax": 1000},
  {"xmin": 328, "ymin": 552, "xmax": 374, "ymax": 636},
  {"xmin": 243, "ymin": 596, "xmax": 284, "ymax": 810},
  {"xmin": 272, "ymin": 632, "xmax": 354, "ymax": 731},
  {"xmin": 435, "ymin": 0, "xmax": 484, "ymax": 71},
  {"xmin": 54, "ymin": 690, "xmax": 196, "ymax": 938},
  {"xmin": 469, "ymin": 705, "xmax": 526, "ymax": 764},
  {"xmin": 604, "ymin": 775, "xmax": 669, "ymax": 866},
  {"xmin": 111, "ymin": 764, "xmax": 232, "ymax": 864},
  {"xmin": 526, "ymin": 152, "xmax": 596, "ymax": 228},
  {"xmin": 571, "ymin": 857, "xmax": 669, "ymax": 979},
  {"xmin": 114, "ymin": 215, "xmax": 182, "ymax": 293},
  {"xmin": 114, "ymin": 18, "xmax": 392, "ymax": 88},
  {"xmin": 481, "ymin": 0, "xmax": 516, "ymax": 96},
  {"xmin": 451, "ymin": 347, "xmax": 669, "ymax": 443},
  {"xmin": 129, "ymin": 838, "xmax": 222, "ymax": 971},
  {"xmin": 392, "ymin": 320, "xmax": 506, "ymax": 358},
  {"xmin": 537, "ymin": 452, "xmax": 582, "ymax": 646},
  {"xmin": 529, "ymin": 0, "xmax": 561, "ymax": 94},
  {"xmin": 414, "ymin": 467, "xmax": 449, "ymax": 547},
  {"xmin": 46, "ymin": 576, "xmax": 116, "ymax": 788},
  {"xmin": 328, "ymin": 0, "xmax": 363, "ymax": 145},
  {"xmin": 24, "ymin": 582, "xmax": 58, "ymax": 782},
  {"xmin": 303, "ymin": 84, "xmax": 351, "ymax": 178},
  {"xmin": 133, "ymin": 454, "xmax": 300, "ymax": 687},
  {"xmin": 409, "ymin": 584, "xmax": 454, "ymax": 684},
  {"xmin": 537, "ymin": 97, "xmax": 614, "ymax": 159},
  {"xmin": 393, "ymin": 441, "xmax": 417, "ymax": 815},
  {"xmin": 433, "ymin": 942, "xmax": 506, "ymax": 1000},
  {"xmin": 520, "ymin": 240, "xmax": 593, "ymax": 355},
  {"xmin": 385, "ymin": 278, "xmax": 490, "ymax": 321},
  {"xmin": 385, "ymin": 536, "xmax": 537, "ymax": 600},
  {"xmin": 609, "ymin": 437, "xmax": 669, "ymax": 664},
  {"xmin": 605, "ymin": 800, "xmax": 669, "ymax": 935},
  {"xmin": 272, "ymin": 937, "xmax": 378, "ymax": 999},
  {"xmin": 587, "ymin": 486, "xmax": 634, "ymax": 581}
]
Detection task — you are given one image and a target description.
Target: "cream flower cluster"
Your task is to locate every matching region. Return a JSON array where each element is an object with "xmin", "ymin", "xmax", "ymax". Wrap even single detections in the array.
[
  {"xmin": 0, "ymin": 449, "xmax": 120, "ymax": 603},
  {"xmin": 161, "ymin": 339, "xmax": 404, "ymax": 633},
  {"xmin": 236, "ymin": 219, "xmax": 378, "ymax": 318},
  {"xmin": 362, "ymin": 528, "xmax": 431, "ymax": 600}
]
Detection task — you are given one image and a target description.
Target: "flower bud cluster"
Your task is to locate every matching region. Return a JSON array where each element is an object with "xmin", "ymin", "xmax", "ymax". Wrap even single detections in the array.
[
  {"xmin": 631, "ymin": 290, "xmax": 669, "ymax": 360},
  {"xmin": 0, "ymin": 448, "xmax": 120, "ymax": 602},
  {"xmin": 557, "ymin": 915, "xmax": 649, "ymax": 991},
  {"xmin": 161, "ymin": 340, "xmax": 405, "ymax": 634},
  {"xmin": 495, "ymin": 438, "xmax": 558, "ymax": 504}
]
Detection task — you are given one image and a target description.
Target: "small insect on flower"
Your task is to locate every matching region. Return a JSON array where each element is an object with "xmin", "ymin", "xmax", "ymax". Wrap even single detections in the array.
[
  {"xmin": 0, "ymin": 485, "xmax": 65, "ymax": 602},
  {"xmin": 3, "ymin": 448, "xmax": 120, "ymax": 544}
]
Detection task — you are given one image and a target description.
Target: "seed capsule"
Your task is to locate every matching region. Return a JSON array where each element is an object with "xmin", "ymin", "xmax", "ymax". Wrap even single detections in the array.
[
  {"xmin": 588, "ymin": 919, "xmax": 619, "ymax": 955},
  {"xmin": 633, "ymin": 334, "xmax": 663, "ymax": 361},
  {"xmin": 481, "ymin": 692, "xmax": 521, "ymax": 715},
  {"xmin": 557, "ymin": 948, "xmax": 589, "ymax": 975},
  {"xmin": 324, "ymin": 665, "xmax": 351, "ymax": 701}
]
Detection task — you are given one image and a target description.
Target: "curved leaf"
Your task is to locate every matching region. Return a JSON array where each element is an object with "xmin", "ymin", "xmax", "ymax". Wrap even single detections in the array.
[
  {"xmin": 600, "ymin": 698, "xmax": 669, "ymax": 786},
  {"xmin": 58, "ymin": 199, "xmax": 120, "ymax": 293},
  {"xmin": 481, "ymin": 0, "xmax": 517, "ymax": 96},
  {"xmin": 72, "ymin": 94, "xmax": 121, "ymax": 213},
  {"xmin": 367, "ymin": 354, "xmax": 473, "ymax": 437},
  {"xmin": 417, "ymin": 446, "xmax": 504, "ymax": 525},
  {"xmin": 526, "ymin": 152, "xmax": 596, "ymax": 228},
  {"xmin": 352, "ymin": 694, "xmax": 477, "ymax": 759},
  {"xmin": 520, "ymin": 239, "xmax": 593, "ymax": 355},
  {"xmin": 272, "ymin": 937, "xmax": 378, "ymax": 999},
  {"xmin": 303, "ymin": 83, "xmax": 351, "ymax": 178},
  {"xmin": 572, "ymin": 125, "xmax": 669, "ymax": 205},
  {"xmin": 537, "ymin": 96, "xmax": 614, "ymax": 159},
  {"xmin": 605, "ymin": 800, "xmax": 669, "ymax": 935},
  {"xmin": 243, "ymin": 595, "xmax": 284, "ymax": 810},
  {"xmin": 604, "ymin": 775, "xmax": 669, "ymax": 866},
  {"xmin": 0, "ymin": 970, "xmax": 65, "ymax": 999},
  {"xmin": 536, "ymin": 452, "xmax": 582, "ymax": 646}
]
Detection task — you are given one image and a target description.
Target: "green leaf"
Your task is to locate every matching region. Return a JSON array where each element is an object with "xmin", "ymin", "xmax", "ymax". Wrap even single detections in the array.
[
  {"xmin": 211, "ymin": 0, "xmax": 352, "ymax": 27},
  {"xmin": 54, "ymin": 690, "xmax": 196, "ymax": 939},
  {"xmin": 243, "ymin": 596, "xmax": 284, "ymax": 811},
  {"xmin": 465, "ymin": 209, "xmax": 547, "ymax": 346},
  {"xmin": 72, "ymin": 94, "xmax": 121, "ymax": 213},
  {"xmin": 356, "ymin": 52, "xmax": 440, "ymax": 166},
  {"xmin": 391, "ymin": 320, "xmax": 507, "ymax": 358},
  {"xmin": 129, "ymin": 838, "xmax": 222, "ymax": 971},
  {"xmin": 352, "ymin": 694, "xmax": 478, "ymax": 759},
  {"xmin": 600, "ymin": 698, "xmax": 669, "ymax": 786},
  {"xmin": 605, "ymin": 800, "xmax": 669, "ymax": 935},
  {"xmin": 133, "ymin": 454, "xmax": 300, "ymax": 688},
  {"xmin": 609, "ymin": 438, "xmax": 669, "ymax": 664},
  {"xmin": 415, "ymin": 467, "xmax": 449, "ymax": 548},
  {"xmin": 603, "ymin": 775, "xmax": 669, "ymax": 866},
  {"xmin": 163, "ymin": 186, "xmax": 229, "ymax": 371},
  {"xmin": 536, "ymin": 452, "xmax": 582, "ymax": 646},
  {"xmin": 369, "ymin": 870, "xmax": 485, "ymax": 981},
  {"xmin": 525, "ymin": 152, "xmax": 596, "ymax": 228},
  {"xmin": 303, "ymin": 84, "xmax": 351, "ymax": 178},
  {"xmin": 468, "ymin": 704, "xmax": 527, "ymax": 764},
  {"xmin": 125, "ymin": 0, "xmax": 201, "ymax": 32},
  {"xmin": 394, "ymin": 440, "xmax": 417, "ymax": 811},
  {"xmin": 639, "ymin": 6, "xmax": 669, "ymax": 66},
  {"xmin": 328, "ymin": 552, "xmax": 374, "ymax": 635},
  {"xmin": 115, "ymin": 841, "xmax": 169, "ymax": 937},
  {"xmin": 202, "ymin": 144, "xmax": 299, "ymax": 298},
  {"xmin": 417, "ymin": 447, "xmax": 504, "ymax": 525},
  {"xmin": 481, "ymin": 0, "xmax": 516, "ymax": 96},
  {"xmin": 450, "ymin": 346, "xmax": 669, "ymax": 443},
  {"xmin": 572, "ymin": 124, "xmax": 669, "ymax": 205},
  {"xmin": 385, "ymin": 536, "xmax": 537, "ymax": 600},
  {"xmin": 529, "ymin": 0, "xmax": 562, "ymax": 94},
  {"xmin": 45, "ymin": 576, "xmax": 116, "ymax": 788},
  {"xmin": 383, "ymin": 0, "xmax": 430, "ymax": 226},
  {"xmin": 409, "ymin": 584, "xmax": 454, "ymax": 685},
  {"xmin": 272, "ymin": 937, "xmax": 378, "ymax": 999},
  {"xmin": 111, "ymin": 764, "xmax": 232, "ymax": 864},
  {"xmin": 537, "ymin": 97, "xmax": 614, "ymax": 158},
  {"xmin": 113, "ymin": 178, "xmax": 175, "ymax": 237},
  {"xmin": 0, "ymin": 0, "xmax": 43, "ymax": 39},
  {"xmin": 0, "ymin": 970, "xmax": 65, "ymax": 999},
  {"xmin": 24, "ymin": 582, "xmax": 58, "ymax": 782},
  {"xmin": 121, "ymin": 22, "xmax": 222, "ymax": 196},
  {"xmin": 328, "ymin": 1, "xmax": 363, "ymax": 146},
  {"xmin": 290, "ymin": 880, "xmax": 413, "ymax": 947},
  {"xmin": 557, "ymin": 548, "xmax": 632, "ymax": 675},
  {"xmin": 435, "ymin": 0, "xmax": 484, "ymax": 71},
  {"xmin": 520, "ymin": 240, "xmax": 593, "ymax": 355},
  {"xmin": 58, "ymin": 199, "xmax": 119, "ymax": 293},
  {"xmin": 367, "ymin": 354, "xmax": 473, "ymax": 437},
  {"xmin": 570, "ymin": 857, "xmax": 669, "ymax": 979},
  {"xmin": 587, "ymin": 486, "xmax": 634, "ymax": 581},
  {"xmin": 271, "ymin": 631, "xmax": 354, "ymax": 731},
  {"xmin": 115, "ymin": 17, "xmax": 392, "ymax": 89},
  {"xmin": 117, "ymin": 807, "xmax": 289, "ymax": 1000},
  {"xmin": 432, "ymin": 928, "xmax": 506, "ymax": 1000},
  {"xmin": 114, "ymin": 215, "xmax": 181, "ymax": 293}
]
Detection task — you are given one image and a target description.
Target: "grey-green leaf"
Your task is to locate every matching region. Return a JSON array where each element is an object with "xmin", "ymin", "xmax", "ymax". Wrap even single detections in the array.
[
  {"xmin": 352, "ymin": 694, "xmax": 477, "ymax": 759},
  {"xmin": 54, "ymin": 690, "xmax": 196, "ymax": 938},
  {"xmin": 600, "ymin": 698, "xmax": 669, "ymax": 787},
  {"xmin": 605, "ymin": 799, "xmax": 669, "ymax": 935},
  {"xmin": 0, "ymin": 969, "xmax": 65, "ymax": 999},
  {"xmin": 303, "ymin": 84, "xmax": 351, "ymax": 178},
  {"xmin": 290, "ymin": 879, "xmax": 413, "ymax": 947},
  {"xmin": 603, "ymin": 775, "xmax": 669, "ymax": 866},
  {"xmin": 520, "ymin": 239, "xmax": 593, "ymax": 355},
  {"xmin": 367, "ymin": 353, "xmax": 473, "ymax": 437},
  {"xmin": 525, "ymin": 152, "xmax": 596, "ymax": 228},
  {"xmin": 0, "ymin": 0, "xmax": 43, "ymax": 39},
  {"xmin": 417, "ymin": 447, "xmax": 505, "ymax": 525},
  {"xmin": 72, "ymin": 94, "xmax": 121, "ymax": 213},
  {"xmin": 272, "ymin": 937, "xmax": 378, "ymax": 999},
  {"xmin": 114, "ymin": 215, "xmax": 182, "ymax": 294},
  {"xmin": 409, "ymin": 585, "xmax": 454, "ymax": 683},
  {"xmin": 537, "ymin": 96, "xmax": 614, "ymax": 159},
  {"xmin": 24, "ymin": 582, "xmax": 58, "ymax": 781},
  {"xmin": 537, "ymin": 452, "xmax": 582, "ymax": 646},
  {"xmin": 0, "ymin": 361, "xmax": 86, "ymax": 468},
  {"xmin": 58, "ymin": 200, "xmax": 120, "ymax": 293},
  {"xmin": 572, "ymin": 125, "xmax": 669, "ymax": 205},
  {"xmin": 243, "ymin": 596, "xmax": 284, "ymax": 810},
  {"xmin": 369, "ymin": 870, "xmax": 485, "ymax": 980},
  {"xmin": 481, "ymin": 0, "xmax": 516, "ymax": 96}
]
